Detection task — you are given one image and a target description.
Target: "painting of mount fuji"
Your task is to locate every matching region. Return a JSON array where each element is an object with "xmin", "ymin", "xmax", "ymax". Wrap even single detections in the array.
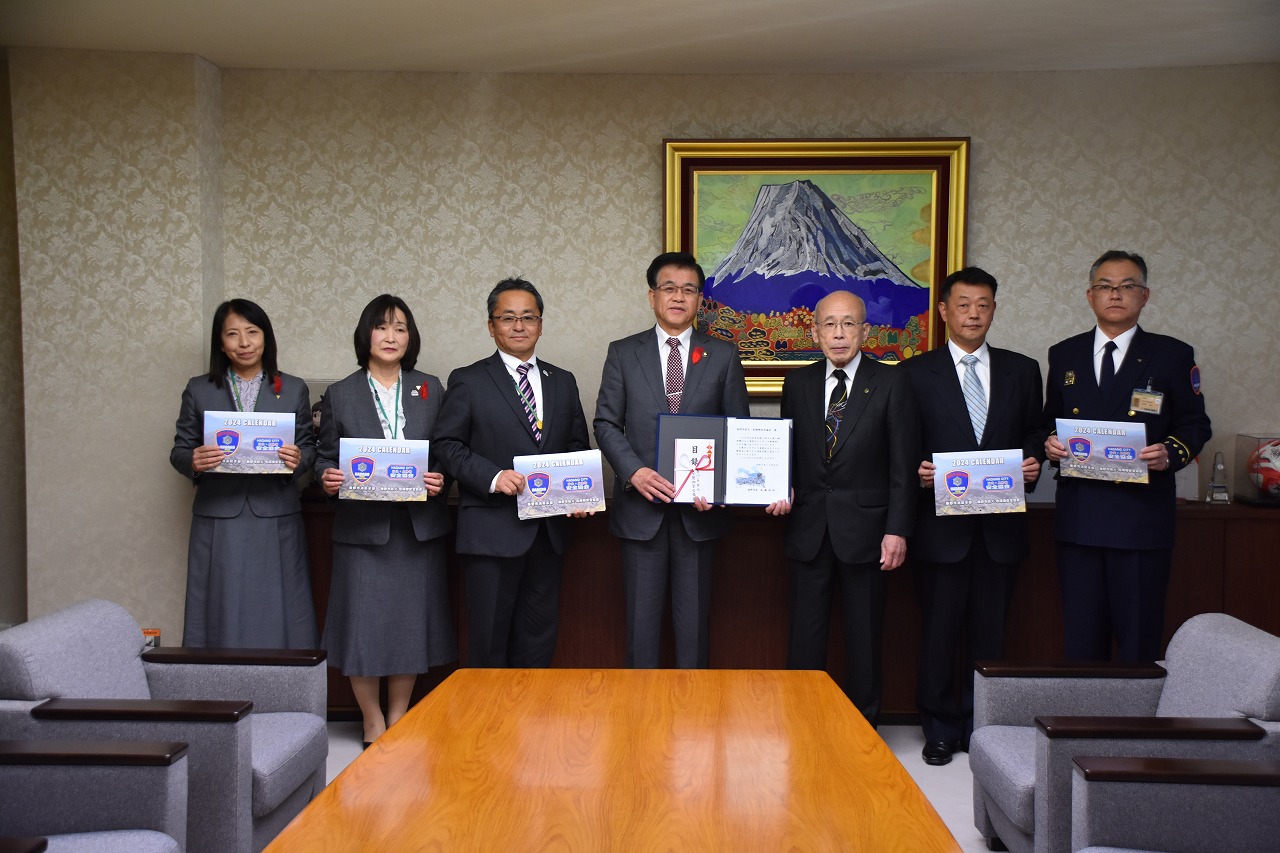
[{"xmin": 665, "ymin": 139, "xmax": 969, "ymax": 392}]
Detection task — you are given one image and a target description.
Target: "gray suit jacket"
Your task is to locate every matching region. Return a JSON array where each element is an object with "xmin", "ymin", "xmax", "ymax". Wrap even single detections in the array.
[
  {"xmin": 170, "ymin": 372, "xmax": 315, "ymax": 518},
  {"xmin": 315, "ymin": 368, "xmax": 451, "ymax": 546},
  {"xmin": 434, "ymin": 352, "xmax": 590, "ymax": 558},
  {"xmin": 593, "ymin": 327, "xmax": 749, "ymax": 542}
]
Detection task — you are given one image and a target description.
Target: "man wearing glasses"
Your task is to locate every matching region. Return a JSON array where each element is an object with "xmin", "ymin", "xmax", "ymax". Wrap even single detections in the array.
[
  {"xmin": 1044, "ymin": 250, "xmax": 1211, "ymax": 661},
  {"xmin": 436, "ymin": 278, "xmax": 591, "ymax": 667},
  {"xmin": 594, "ymin": 252, "xmax": 749, "ymax": 668},
  {"xmin": 780, "ymin": 290, "xmax": 918, "ymax": 727}
]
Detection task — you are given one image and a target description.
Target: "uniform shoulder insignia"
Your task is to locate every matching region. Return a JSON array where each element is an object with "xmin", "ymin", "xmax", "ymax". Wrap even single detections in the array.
[{"xmin": 1190, "ymin": 365, "xmax": 1202, "ymax": 395}]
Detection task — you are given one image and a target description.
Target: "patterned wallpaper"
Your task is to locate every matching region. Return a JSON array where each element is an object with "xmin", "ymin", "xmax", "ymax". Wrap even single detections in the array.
[
  {"xmin": 8, "ymin": 49, "xmax": 1279, "ymax": 634},
  {"xmin": 10, "ymin": 50, "xmax": 209, "ymax": 629}
]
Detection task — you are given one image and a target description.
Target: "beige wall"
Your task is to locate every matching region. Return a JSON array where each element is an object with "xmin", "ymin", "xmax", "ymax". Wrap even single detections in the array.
[{"xmin": 7, "ymin": 49, "xmax": 1279, "ymax": 634}]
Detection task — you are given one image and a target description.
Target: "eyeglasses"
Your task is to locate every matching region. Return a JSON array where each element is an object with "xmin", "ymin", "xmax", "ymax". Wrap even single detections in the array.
[
  {"xmin": 489, "ymin": 314, "xmax": 543, "ymax": 327},
  {"xmin": 655, "ymin": 284, "xmax": 700, "ymax": 297},
  {"xmin": 818, "ymin": 320, "xmax": 866, "ymax": 334},
  {"xmin": 1090, "ymin": 283, "xmax": 1148, "ymax": 296}
]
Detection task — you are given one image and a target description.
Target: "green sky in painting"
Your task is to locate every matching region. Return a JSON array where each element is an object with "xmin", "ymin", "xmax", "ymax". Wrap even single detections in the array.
[{"xmin": 693, "ymin": 171, "xmax": 935, "ymax": 285}]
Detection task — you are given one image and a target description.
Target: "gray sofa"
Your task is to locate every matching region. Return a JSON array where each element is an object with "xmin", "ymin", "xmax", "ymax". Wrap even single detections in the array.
[
  {"xmin": 0, "ymin": 738, "xmax": 188, "ymax": 852},
  {"xmin": 0, "ymin": 600, "xmax": 328, "ymax": 853},
  {"xmin": 1070, "ymin": 755, "xmax": 1280, "ymax": 853},
  {"xmin": 969, "ymin": 612, "xmax": 1280, "ymax": 853}
]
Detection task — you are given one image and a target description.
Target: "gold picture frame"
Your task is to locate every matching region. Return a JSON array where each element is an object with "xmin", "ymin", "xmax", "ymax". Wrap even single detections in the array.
[{"xmin": 665, "ymin": 138, "xmax": 969, "ymax": 394}]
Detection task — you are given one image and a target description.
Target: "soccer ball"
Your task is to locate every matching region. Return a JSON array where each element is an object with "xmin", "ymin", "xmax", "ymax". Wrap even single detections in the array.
[{"xmin": 1247, "ymin": 439, "xmax": 1280, "ymax": 497}]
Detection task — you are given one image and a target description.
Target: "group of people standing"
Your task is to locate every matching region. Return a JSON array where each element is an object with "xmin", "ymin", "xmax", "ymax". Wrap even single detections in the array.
[{"xmin": 170, "ymin": 249, "xmax": 1209, "ymax": 757}]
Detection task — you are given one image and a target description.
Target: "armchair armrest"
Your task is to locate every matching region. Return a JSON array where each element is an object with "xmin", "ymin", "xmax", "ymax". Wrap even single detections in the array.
[
  {"xmin": 142, "ymin": 648, "xmax": 326, "ymax": 717},
  {"xmin": 1038, "ymin": 715, "xmax": 1264, "ymax": 740},
  {"xmin": 1071, "ymin": 756, "xmax": 1280, "ymax": 852},
  {"xmin": 973, "ymin": 661, "xmax": 1166, "ymax": 728},
  {"xmin": 141, "ymin": 648, "xmax": 326, "ymax": 666},
  {"xmin": 33, "ymin": 698, "xmax": 252, "ymax": 723},
  {"xmin": 24, "ymin": 700, "xmax": 255, "ymax": 853},
  {"xmin": 0, "ymin": 840, "xmax": 46, "ymax": 853},
  {"xmin": 0, "ymin": 739, "xmax": 188, "ymax": 844},
  {"xmin": 1073, "ymin": 755, "xmax": 1280, "ymax": 784},
  {"xmin": 1032, "ymin": 715, "xmax": 1269, "ymax": 853},
  {"xmin": 975, "ymin": 661, "xmax": 1166, "ymax": 678},
  {"xmin": 0, "ymin": 739, "xmax": 188, "ymax": 765}
]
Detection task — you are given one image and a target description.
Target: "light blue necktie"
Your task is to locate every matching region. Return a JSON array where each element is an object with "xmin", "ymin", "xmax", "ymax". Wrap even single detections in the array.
[{"xmin": 961, "ymin": 354, "xmax": 986, "ymax": 444}]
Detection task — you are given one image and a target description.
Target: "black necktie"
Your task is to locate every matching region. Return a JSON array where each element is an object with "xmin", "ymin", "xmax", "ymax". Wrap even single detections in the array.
[
  {"xmin": 1099, "ymin": 341, "xmax": 1117, "ymax": 395},
  {"xmin": 825, "ymin": 369, "xmax": 848, "ymax": 460}
]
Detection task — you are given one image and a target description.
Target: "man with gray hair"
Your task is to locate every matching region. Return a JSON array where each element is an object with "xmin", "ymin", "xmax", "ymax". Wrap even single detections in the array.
[{"xmin": 1043, "ymin": 250, "xmax": 1211, "ymax": 661}]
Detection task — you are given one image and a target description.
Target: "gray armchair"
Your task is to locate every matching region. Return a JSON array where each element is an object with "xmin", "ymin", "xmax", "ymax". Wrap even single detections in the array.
[
  {"xmin": 0, "ymin": 600, "xmax": 328, "ymax": 853},
  {"xmin": 1071, "ymin": 755, "xmax": 1280, "ymax": 853},
  {"xmin": 0, "ymin": 738, "xmax": 188, "ymax": 852},
  {"xmin": 969, "ymin": 612, "xmax": 1280, "ymax": 853}
]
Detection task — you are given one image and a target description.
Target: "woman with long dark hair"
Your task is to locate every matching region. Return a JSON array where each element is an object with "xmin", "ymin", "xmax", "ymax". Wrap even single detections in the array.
[
  {"xmin": 170, "ymin": 299, "xmax": 318, "ymax": 648},
  {"xmin": 316, "ymin": 294, "xmax": 455, "ymax": 746}
]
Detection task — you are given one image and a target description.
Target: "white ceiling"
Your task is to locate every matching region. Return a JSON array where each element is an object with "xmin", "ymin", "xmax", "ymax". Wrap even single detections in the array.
[{"xmin": 2, "ymin": 0, "xmax": 1278, "ymax": 74}]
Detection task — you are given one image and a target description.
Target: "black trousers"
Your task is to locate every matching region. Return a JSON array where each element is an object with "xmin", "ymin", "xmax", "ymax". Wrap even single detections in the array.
[
  {"xmin": 464, "ymin": 523, "xmax": 562, "ymax": 668},
  {"xmin": 913, "ymin": 528, "xmax": 1016, "ymax": 746},
  {"xmin": 1057, "ymin": 541, "xmax": 1171, "ymax": 661},
  {"xmin": 787, "ymin": 532, "xmax": 888, "ymax": 726}
]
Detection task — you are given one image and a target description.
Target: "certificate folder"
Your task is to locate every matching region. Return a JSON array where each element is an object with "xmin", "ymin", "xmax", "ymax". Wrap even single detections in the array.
[{"xmin": 656, "ymin": 414, "xmax": 792, "ymax": 506}]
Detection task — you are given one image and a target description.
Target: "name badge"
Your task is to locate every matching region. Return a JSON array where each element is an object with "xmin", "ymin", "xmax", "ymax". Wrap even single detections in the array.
[{"xmin": 1131, "ymin": 388, "xmax": 1163, "ymax": 414}]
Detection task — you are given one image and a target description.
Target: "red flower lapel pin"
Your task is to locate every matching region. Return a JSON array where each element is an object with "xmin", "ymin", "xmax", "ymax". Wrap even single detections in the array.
[
  {"xmin": 411, "ymin": 382, "xmax": 429, "ymax": 400},
  {"xmin": 272, "ymin": 375, "xmax": 282, "ymax": 397},
  {"xmin": 691, "ymin": 347, "xmax": 706, "ymax": 365}
]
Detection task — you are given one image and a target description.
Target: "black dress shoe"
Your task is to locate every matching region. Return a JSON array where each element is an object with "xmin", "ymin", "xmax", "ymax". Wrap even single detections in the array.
[{"xmin": 922, "ymin": 740, "xmax": 955, "ymax": 766}]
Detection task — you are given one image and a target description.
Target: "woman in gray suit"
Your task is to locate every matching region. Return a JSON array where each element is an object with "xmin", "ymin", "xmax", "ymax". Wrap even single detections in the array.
[
  {"xmin": 316, "ymin": 295, "xmax": 456, "ymax": 746},
  {"xmin": 170, "ymin": 299, "xmax": 319, "ymax": 649}
]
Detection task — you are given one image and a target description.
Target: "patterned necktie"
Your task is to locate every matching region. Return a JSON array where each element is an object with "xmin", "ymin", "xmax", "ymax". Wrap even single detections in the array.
[
  {"xmin": 961, "ymin": 354, "xmax": 987, "ymax": 444},
  {"xmin": 1099, "ymin": 340, "xmax": 1117, "ymax": 395},
  {"xmin": 665, "ymin": 337, "xmax": 684, "ymax": 413},
  {"xmin": 516, "ymin": 362, "xmax": 541, "ymax": 442},
  {"xmin": 825, "ymin": 369, "xmax": 848, "ymax": 460}
]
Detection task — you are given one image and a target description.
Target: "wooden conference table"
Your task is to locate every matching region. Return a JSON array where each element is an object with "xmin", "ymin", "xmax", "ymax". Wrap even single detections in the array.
[{"xmin": 267, "ymin": 668, "xmax": 960, "ymax": 852}]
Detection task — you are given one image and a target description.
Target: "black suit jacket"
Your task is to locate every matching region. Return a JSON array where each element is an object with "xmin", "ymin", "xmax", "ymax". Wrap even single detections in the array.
[
  {"xmin": 434, "ymin": 352, "xmax": 590, "ymax": 558},
  {"xmin": 315, "ymin": 368, "xmax": 452, "ymax": 546},
  {"xmin": 781, "ymin": 356, "xmax": 919, "ymax": 564},
  {"xmin": 903, "ymin": 345, "xmax": 1045, "ymax": 565},
  {"xmin": 1044, "ymin": 326, "xmax": 1211, "ymax": 550}
]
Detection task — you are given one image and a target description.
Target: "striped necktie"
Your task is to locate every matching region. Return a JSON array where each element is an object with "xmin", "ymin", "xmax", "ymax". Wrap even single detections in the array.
[
  {"xmin": 516, "ymin": 362, "xmax": 541, "ymax": 442},
  {"xmin": 961, "ymin": 354, "xmax": 987, "ymax": 444}
]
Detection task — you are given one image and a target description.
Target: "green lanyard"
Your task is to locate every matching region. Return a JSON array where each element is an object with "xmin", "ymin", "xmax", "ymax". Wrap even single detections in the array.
[{"xmin": 368, "ymin": 373, "xmax": 401, "ymax": 439}]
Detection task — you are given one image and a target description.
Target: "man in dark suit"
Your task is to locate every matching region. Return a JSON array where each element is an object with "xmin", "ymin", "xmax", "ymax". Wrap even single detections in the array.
[
  {"xmin": 435, "ymin": 278, "xmax": 591, "ymax": 667},
  {"xmin": 1044, "ymin": 250, "xmax": 1211, "ymax": 661},
  {"xmin": 780, "ymin": 290, "xmax": 918, "ymax": 725},
  {"xmin": 903, "ymin": 266, "xmax": 1045, "ymax": 765},
  {"xmin": 594, "ymin": 252, "xmax": 750, "ymax": 668}
]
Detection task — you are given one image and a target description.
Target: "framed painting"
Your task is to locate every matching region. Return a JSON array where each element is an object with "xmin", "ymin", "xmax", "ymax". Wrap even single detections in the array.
[{"xmin": 664, "ymin": 138, "xmax": 969, "ymax": 394}]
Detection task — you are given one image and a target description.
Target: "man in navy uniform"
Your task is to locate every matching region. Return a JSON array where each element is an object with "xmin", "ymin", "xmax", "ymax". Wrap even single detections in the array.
[
  {"xmin": 1044, "ymin": 250, "xmax": 1210, "ymax": 662},
  {"xmin": 903, "ymin": 266, "xmax": 1044, "ymax": 765}
]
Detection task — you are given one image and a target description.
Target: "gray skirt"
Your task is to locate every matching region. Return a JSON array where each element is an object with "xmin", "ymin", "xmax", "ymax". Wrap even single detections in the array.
[
  {"xmin": 184, "ymin": 509, "xmax": 319, "ymax": 648},
  {"xmin": 323, "ymin": 508, "xmax": 457, "ymax": 677}
]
